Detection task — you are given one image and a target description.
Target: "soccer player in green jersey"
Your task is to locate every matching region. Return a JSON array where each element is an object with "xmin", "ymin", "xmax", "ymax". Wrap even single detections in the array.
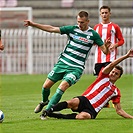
[{"xmin": 24, "ymin": 11, "xmax": 111, "ymax": 119}]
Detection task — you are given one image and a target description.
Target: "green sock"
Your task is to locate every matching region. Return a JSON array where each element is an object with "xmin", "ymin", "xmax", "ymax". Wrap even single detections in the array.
[
  {"xmin": 46, "ymin": 88, "xmax": 64, "ymax": 110},
  {"xmin": 42, "ymin": 88, "xmax": 50, "ymax": 102}
]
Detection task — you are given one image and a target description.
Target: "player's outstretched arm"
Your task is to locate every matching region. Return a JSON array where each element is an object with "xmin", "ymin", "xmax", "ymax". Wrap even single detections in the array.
[
  {"xmin": 0, "ymin": 30, "xmax": 4, "ymax": 51},
  {"xmin": 0, "ymin": 39, "xmax": 4, "ymax": 51},
  {"xmin": 114, "ymin": 103, "xmax": 133, "ymax": 119},
  {"xmin": 103, "ymin": 49, "xmax": 133, "ymax": 74},
  {"xmin": 24, "ymin": 20, "xmax": 60, "ymax": 33}
]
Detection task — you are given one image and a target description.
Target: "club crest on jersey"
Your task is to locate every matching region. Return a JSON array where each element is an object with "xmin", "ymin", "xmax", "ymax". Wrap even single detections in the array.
[
  {"xmin": 87, "ymin": 35, "xmax": 90, "ymax": 39},
  {"xmin": 110, "ymin": 30, "xmax": 116, "ymax": 34}
]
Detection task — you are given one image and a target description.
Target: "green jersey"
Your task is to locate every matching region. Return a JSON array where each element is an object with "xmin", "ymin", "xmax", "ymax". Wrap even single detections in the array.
[{"xmin": 59, "ymin": 25, "xmax": 103, "ymax": 70}]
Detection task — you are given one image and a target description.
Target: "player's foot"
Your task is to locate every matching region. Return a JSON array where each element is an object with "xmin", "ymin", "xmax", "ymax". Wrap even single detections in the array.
[
  {"xmin": 40, "ymin": 110, "xmax": 48, "ymax": 120},
  {"xmin": 34, "ymin": 100, "xmax": 49, "ymax": 113},
  {"xmin": 40, "ymin": 113, "xmax": 47, "ymax": 120},
  {"xmin": 103, "ymin": 102, "xmax": 110, "ymax": 108}
]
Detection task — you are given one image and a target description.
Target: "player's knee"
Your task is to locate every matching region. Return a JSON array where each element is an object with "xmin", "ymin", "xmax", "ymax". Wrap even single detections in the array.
[
  {"xmin": 58, "ymin": 80, "xmax": 70, "ymax": 91},
  {"xmin": 67, "ymin": 98, "xmax": 79, "ymax": 109},
  {"xmin": 43, "ymin": 78, "xmax": 55, "ymax": 88}
]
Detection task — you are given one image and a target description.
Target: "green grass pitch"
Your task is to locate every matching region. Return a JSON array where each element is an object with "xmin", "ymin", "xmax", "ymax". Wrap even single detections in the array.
[{"xmin": 0, "ymin": 74, "xmax": 133, "ymax": 133}]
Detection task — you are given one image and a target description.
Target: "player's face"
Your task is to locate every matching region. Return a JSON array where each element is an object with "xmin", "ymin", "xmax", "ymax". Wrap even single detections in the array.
[
  {"xmin": 100, "ymin": 9, "xmax": 111, "ymax": 22},
  {"xmin": 109, "ymin": 68, "xmax": 121, "ymax": 83},
  {"xmin": 77, "ymin": 16, "xmax": 89, "ymax": 31}
]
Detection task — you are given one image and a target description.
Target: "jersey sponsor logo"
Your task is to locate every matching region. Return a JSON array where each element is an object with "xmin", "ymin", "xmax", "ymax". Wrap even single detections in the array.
[
  {"xmin": 70, "ymin": 33, "xmax": 89, "ymax": 43},
  {"xmin": 79, "ymin": 37, "xmax": 88, "ymax": 42}
]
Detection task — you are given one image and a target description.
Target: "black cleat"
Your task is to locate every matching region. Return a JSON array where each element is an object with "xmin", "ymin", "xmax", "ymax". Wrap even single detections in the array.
[{"xmin": 34, "ymin": 100, "xmax": 49, "ymax": 113}]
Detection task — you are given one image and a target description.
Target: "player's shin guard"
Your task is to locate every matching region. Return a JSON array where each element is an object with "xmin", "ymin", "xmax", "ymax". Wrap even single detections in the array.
[{"xmin": 46, "ymin": 88, "xmax": 64, "ymax": 110}]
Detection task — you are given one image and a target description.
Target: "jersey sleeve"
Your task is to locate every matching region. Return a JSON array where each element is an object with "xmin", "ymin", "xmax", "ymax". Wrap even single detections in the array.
[
  {"xmin": 111, "ymin": 88, "xmax": 121, "ymax": 104},
  {"xmin": 93, "ymin": 24, "xmax": 98, "ymax": 30},
  {"xmin": 60, "ymin": 25, "xmax": 75, "ymax": 35},
  {"xmin": 115, "ymin": 24, "xmax": 124, "ymax": 46},
  {"xmin": 93, "ymin": 31, "xmax": 104, "ymax": 46}
]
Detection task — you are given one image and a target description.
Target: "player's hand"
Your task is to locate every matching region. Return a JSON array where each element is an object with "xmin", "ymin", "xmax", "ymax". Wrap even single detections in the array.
[
  {"xmin": 126, "ymin": 49, "xmax": 133, "ymax": 57},
  {"xmin": 109, "ymin": 44, "xmax": 115, "ymax": 52},
  {"xmin": 24, "ymin": 20, "xmax": 33, "ymax": 27},
  {"xmin": 104, "ymin": 38, "xmax": 111, "ymax": 48},
  {"xmin": 0, "ymin": 40, "xmax": 4, "ymax": 51},
  {"xmin": 0, "ymin": 45, "xmax": 4, "ymax": 50}
]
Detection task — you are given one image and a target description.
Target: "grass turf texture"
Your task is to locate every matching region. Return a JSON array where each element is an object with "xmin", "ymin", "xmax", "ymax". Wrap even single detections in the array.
[{"xmin": 0, "ymin": 74, "xmax": 133, "ymax": 133}]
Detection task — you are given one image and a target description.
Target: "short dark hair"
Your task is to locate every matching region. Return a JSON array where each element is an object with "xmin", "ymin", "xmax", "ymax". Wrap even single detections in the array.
[
  {"xmin": 115, "ymin": 65, "xmax": 123, "ymax": 77},
  {"xmin": 78, "ymin": 11, "xmax": 89, "ymax": 20},
  {"xmin": 100, "ymin": 6, "xmax": 111, "ymax": 12}
]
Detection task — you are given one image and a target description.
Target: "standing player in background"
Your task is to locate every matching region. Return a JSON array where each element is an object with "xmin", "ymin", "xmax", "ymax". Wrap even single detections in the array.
[
  {"xmin": 93, "ymin": 6, "xmax": 124, "ymax": 107},
  {"xmin": 24, "ymin": 11, "xmax": 111, "ymax": 119},
  {"xmin": 0, "ymin": 30, "xmax": 4, "ymax": 51}
]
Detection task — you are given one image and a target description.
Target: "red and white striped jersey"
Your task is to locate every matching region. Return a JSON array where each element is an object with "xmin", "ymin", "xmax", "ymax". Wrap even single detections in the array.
[
  {"xmin": 94, "ymin": 22, "xmax": 124, "ymax": 63},
  {"xmin": 82, "ymin": 71, "xmax": 121, "ymax": 113}
]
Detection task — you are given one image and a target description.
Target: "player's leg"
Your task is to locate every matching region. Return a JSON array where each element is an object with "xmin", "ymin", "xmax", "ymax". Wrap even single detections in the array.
[
  {"xmin": 48, "ymin": 97, "xmax": 80, "ymax": 112},
  {"xmin": 43, "ymin": 97, "xmax": 95, "ymax": 120},
  {"xmin": 34, "ymin": 67, "xmax": 63, "ymax": 113},
  {"xmin": 45, "ymin": 80, "xmax": 69, "ymax": 110},
  {"xmin": 45, "ymin": 68, "xmax": 82, "ymax": 111},
  {"xmin": 76, "ymin": 112, "xmax": 91, "ymax": 119},
  {"xmin": 40, "ymin": 101, "xmax": 69, "ymax": 120},
  {"xmin": 37, "ymin": 67, "xmax": 65, "ymax": 113},
  {"xmin": 72, "ymin": 96, "xmax": 98, "ymax": 119},
  {"xmin": 47, "ymin": 112, "xmax": 77, "ymax": 119},
  {"xmin": 47, "ymin": 112, "xmax": 91, "ymax": 120},
  {"xmin": 34, "ymin": 78, "xmax": 55, "ymax": 113},
  {"xmin": 41, "ymin": 98, "xmax": 79, "ymax": 119}
]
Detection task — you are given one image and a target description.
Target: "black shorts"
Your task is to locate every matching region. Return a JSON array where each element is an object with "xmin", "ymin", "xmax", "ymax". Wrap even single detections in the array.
[
  {"xmin": 93, "ymin": 62, "xmax": 111, "ymax": 76},
  {"xmin": 71, "ymin": 96, "xmax": 97, "ymax": 119}
]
